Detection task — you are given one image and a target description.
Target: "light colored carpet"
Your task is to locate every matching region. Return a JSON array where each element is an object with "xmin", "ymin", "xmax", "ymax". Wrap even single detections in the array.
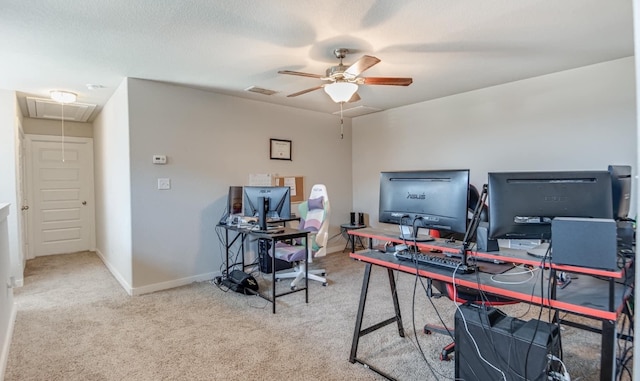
[{"xmin": 5, "ymin": 251, "xmax": 630, "ymax": 380}]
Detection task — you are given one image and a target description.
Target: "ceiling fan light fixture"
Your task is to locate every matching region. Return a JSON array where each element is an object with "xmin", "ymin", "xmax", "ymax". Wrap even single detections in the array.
[
  {"xmin": 50, "ymin": 90, "xmax": 77, "ymax": 104},
  {"xmin": 324, "ymin": 82, "xmax": 358, "ymax": 103}
]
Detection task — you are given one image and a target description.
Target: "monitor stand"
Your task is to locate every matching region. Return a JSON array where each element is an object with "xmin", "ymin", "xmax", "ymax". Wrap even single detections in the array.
[
  {"xmin": 526, "ymin": 242, "xmax": 551, "ymax": 258},
  {"xmin": 398, "ymin": 234, "xmax": 435, "ymax": 242},
  {"xmin": 399, "ymin": 225, "xmax": 435, "ymax": 242}
]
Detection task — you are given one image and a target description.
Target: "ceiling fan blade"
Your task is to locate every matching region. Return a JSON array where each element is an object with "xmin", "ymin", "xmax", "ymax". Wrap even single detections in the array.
[
  {"xmin": 344, "ymin": 55, "xmax": 381, "ymax": 77},
  {"xmin": 278, "ymin": 70, "xmax": 323, "ymax": 79},
  {"xmin": 362, "ymin": 77, "xmax": 413, "ymax": 86},
  {"xmin": 287, "ymin": 85, "xmax": 324, "ymax": 97},
  {"xmin": 348, "ymin": 92, "xmax": 361, "ymax": 103}
]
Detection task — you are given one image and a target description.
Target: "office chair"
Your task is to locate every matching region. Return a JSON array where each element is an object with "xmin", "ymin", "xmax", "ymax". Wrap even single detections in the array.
[{"xmin": 272, "ymin": 184, "xmax": 331, "ymax": 289}]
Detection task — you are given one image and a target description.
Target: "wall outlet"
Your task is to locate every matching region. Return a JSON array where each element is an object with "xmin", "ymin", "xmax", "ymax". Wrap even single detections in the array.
[{"xmin": 157, "ymin": 178, "xmax": 171, "ymax": 190}]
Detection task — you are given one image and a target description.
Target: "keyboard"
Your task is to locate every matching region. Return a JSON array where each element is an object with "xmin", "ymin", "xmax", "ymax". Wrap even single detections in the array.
[{"xmin": 394, "ymin": 251, "xmax": 476, "ymax": 274}]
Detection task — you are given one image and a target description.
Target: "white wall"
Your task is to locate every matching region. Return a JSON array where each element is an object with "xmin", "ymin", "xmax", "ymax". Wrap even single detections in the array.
[
  {"xmin": 0, "ymin": 204, "xmax": 16, "ymax": 380},
  {"xmin": 352, "ymin": 57, "xmax": 637, "ymax": 229},
  {"xmin": 0, "ymin": 90, "xmax": 24, "ymax": 284},
  {"xmin": 93, "ymin": 79, "xmax": 134, "ymax": 291},
  {"xmin": 100, "ymin": 78, "xmax": 352, "ymax": 293}
]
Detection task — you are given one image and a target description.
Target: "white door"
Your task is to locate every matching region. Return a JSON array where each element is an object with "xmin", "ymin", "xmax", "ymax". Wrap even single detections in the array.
[{"xmin": 27, "ymin": 135, "xmax": 95, "ymax": 256}]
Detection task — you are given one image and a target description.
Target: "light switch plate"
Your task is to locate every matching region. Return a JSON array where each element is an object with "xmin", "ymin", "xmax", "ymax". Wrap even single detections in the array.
[
  {"xmin": 153, "ymin": 155, "xmax": 167, "ymax": 164},
  {"xmin": 157, "ymin": 178, "xmax": 171, "ymax": 190}
]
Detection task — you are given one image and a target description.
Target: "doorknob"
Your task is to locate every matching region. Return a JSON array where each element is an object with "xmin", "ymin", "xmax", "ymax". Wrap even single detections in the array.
[
  {"xmin": 82, "ymin": 201, "xmax": 87, "ymax": 205},
  {"xmin": 21, "ymin": 206, "xmax": 29, "ymax": 211}
]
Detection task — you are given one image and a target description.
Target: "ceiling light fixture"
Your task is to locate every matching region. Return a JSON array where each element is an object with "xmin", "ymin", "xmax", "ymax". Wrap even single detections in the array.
[
  {"xmin": 324, "ymin": 82, "xmax": 358, "ymax": 103},
  {"xmin": 50, "ymin": 90, "xmax": 77, "ymax": 104}
]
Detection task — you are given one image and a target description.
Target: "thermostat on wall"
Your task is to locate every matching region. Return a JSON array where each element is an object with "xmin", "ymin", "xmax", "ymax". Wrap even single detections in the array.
[{"xmin": 152, "ymin": 155, "xmax": 167, "ymax": 164}]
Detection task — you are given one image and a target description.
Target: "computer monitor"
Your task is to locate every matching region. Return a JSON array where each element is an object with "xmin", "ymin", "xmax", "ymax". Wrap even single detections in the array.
[
  {"xmin": 227, "ymin": 186, "xmax": 243, "ymax": 215},
  {"xmin": 379, "ymin": 169, "xmax": 470, "ymax": 241},
  {"xmin": 242, "ymin": 186, "xmax": 291, "ymax": 221},
  {"xmin": 487, "ymin": 171, "xmax": 613, "ymax": 242},
  {"xmin": 608, "ymin": 165, "xmax": 632, "ymax": 220}
]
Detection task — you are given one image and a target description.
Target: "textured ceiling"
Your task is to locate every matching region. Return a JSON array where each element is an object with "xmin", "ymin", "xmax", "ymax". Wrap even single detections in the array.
[{"xmin": 0, "ymin": 0, "xmax": 634, "ymax": 121}]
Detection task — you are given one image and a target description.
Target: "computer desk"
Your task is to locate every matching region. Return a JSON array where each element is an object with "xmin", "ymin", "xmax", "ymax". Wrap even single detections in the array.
[
  {"xmin": 347, "ymin": 228, "xmax": 633, "ymax": 381},
  {"xmin": 218, "ymin": 223, "xmax": 309, "ymax": 313}
]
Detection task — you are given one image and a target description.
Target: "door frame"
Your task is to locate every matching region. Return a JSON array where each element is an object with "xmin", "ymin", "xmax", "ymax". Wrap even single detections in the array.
[
  {"xmin": 16, "ymin": 120, "xmax": 28, "ymax": 265},
  {"xmin": 25, "ymin": 134, "xmax": 96, "ymax": 257}
]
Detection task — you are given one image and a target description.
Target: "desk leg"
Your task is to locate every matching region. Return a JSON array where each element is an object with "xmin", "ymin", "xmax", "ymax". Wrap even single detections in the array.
[
  {"xmin": 305, "ymin": 233, "xmax": 309, "ymax": 304},
  {"xmin": 350, "ymin": 263, "xmax": 372, "ymax": 363},
  {"xmin": 271, "ymin": 237, "xmax": 277, "ymax": 314},
  {"xmin": 224, "ymin": 228, "xmax": 230, "ymax": 278},
  {"xmin": 349, "ymin": 264, "xmax": 404, "ymax": 380},
  {"xmin": 387, "ymin": 268, "xmax": 405, "ymax": 337},
  {"xmin": 600, "ymin": 319, "xmax": 616, "ymax": 381}
]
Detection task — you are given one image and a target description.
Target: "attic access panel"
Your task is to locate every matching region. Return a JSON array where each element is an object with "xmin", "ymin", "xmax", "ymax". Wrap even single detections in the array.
[{"xmin": 26, "ymin": 97, "xmax": 96, "ymax": 122}]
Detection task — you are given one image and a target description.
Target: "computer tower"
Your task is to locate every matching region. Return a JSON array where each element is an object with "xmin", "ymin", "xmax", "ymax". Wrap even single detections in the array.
[
  {"xmin": 455, "ymin": 304, "xmax": 561, "ymax": 381},
  {"xmin": 258, "ymin": 239, "xmax": 292, "ymax": 274}
]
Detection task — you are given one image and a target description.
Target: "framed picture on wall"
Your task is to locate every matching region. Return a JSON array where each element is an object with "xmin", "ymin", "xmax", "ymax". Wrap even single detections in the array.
[{"xmin": 270, "ymin": 138, "xmax": 292, "ymax": 160}]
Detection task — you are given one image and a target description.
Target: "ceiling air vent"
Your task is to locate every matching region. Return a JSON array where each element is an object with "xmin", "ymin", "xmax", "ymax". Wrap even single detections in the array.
[
  {"xmin": 244, "ymin": 86, "xmax": 277, "ymax": 96},
  {"xmin": 26, "ymin": 97, "xmax": 97, "ymax": 122}
]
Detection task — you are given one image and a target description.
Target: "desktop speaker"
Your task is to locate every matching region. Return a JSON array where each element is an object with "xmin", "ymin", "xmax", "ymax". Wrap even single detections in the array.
[
  {"xmin": 551, "ymin": 217, "xmax": 617, "ymax": 270},
  {"xmin": 350, "ymin": 212, "xmax": 356, "ymax": 225},
  {"xmin": 477, "ymin": 222, "xmax": 499, "ymax": 252},
  {"xmin": 358, "ymin": 212, "xmax": 365, "ymax": 225},
  {"xmin": 455, "ymin": 304, "xmax": 561, "ymax": 381},
  {"xmin": 616, "ymin": 220, "xmax": 634, "ymax": 251}
]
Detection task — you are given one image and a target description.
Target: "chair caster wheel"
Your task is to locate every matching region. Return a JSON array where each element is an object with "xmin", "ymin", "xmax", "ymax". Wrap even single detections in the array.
[
  {"xmin": 291, "ymin": 286, "xmax": 296, "ymax": 291},
  {"xmin": 322, "ymin": 282, "xmax": 328, "ymax": 286},
  {"xmin": 321, "ymin": 272, "xmax": 326, "ymax": 276},
  {"xmin": 424, "ymin": 329, "xmax": 432, "ymax": 335}
]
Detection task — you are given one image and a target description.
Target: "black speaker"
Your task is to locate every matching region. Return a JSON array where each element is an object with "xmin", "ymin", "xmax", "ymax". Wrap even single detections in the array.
[
  {"xmin": 455, "ymin": 304, "xmax": 561, "ymax": 381},
  {"xmin": 617, "ymin": 220, "xmax": 634, "ymax": 251},
  {"xmin": 551, "ymin": 217, "xmax": 617, "ymax": 270},
  {"xmin": 350, "ymin": 212, "xmax": 356, "ymax": 225},
  {"xmin": 358, "ymin": 212, "xmax": 365, "ymax": 225},
  {"xmin": 258, "ymin": 196, "xmax": 269, "ymax": 230},
  {"xmin": 477, "ymin": 222, "xmax": 499, "ymax": 252}
]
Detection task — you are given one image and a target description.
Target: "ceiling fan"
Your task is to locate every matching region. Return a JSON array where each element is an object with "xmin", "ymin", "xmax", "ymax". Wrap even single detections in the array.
[{"xmin": 278, "ymin": 48, "xmax": 413, "ymax": 103}]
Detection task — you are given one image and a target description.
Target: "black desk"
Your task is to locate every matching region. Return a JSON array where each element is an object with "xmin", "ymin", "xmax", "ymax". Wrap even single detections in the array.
[
  {"xmin": 347, "ymin": 228, "xmax": 632, "ymax": 381},
  {"xmin": 219, "ymin": 224, "xmax": 309, "ymax": 313}
]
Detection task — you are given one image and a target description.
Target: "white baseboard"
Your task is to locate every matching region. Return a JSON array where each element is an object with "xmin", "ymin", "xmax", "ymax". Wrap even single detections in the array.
[
  {"xmin": 95, "ymin": 249, "xmax": 134, "ymax": 296},
  {"xmin": 0, "ymin": 302, "xmax": 17, "ymax": 380},
  {"xmin": 130, "ymin": 271, "xmax": 220, "ymax": 296},
  {"xmin": 95, "ymin": 249, "xmax": 221, "ymax": 296}
]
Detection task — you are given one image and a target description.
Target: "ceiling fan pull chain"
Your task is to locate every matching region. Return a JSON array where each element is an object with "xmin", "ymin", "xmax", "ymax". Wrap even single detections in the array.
[
  {"xmin": 61, "ymin": 102, "xmax": 65, "ymax": 163},
  {"xmin": 340, "ymin": 102, "xmax": 344, "ymax": 140}
]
